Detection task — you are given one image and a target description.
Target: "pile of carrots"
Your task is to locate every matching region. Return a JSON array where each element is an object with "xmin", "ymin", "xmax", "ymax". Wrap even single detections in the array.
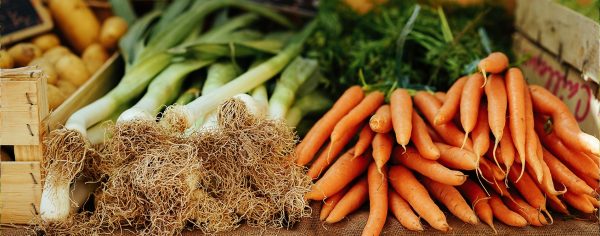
[{"xmin": 296, "ymin": 52, "xmax": 600, "ymax": 235}]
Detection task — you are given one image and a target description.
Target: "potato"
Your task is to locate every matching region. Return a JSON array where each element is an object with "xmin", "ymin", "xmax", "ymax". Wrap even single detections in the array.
[
  {"xmin": 7, "ymin": 43, "xmax": 42, "ymax": 67},
  {"xmin": 28, "ymin": 58, "xmax": 58, "ymax": 84},
  {"xmin": 43, "ymin": 46, "xmax": 72, "ymax": 65},
  {"xmin": 82, "ymin": 43, "xmax": 109, "ymax": 74},
  {"xmin": 47, "ymin": 84, "xmax": 67, "ymax": 110},
  {"xmin": 31, "ymin": 33, "xmax": 61, "ymax": 52},
  {"xmin": 49, "ymin": 0, "xmax": 100, "ymax": 53},
  {"xmin": 99, "ymin": 16, "xmax": 128, "ymax": 51},
  {"xmin": 57, "ymin": 80, "xmax": 78, "ymax": 97},
  {"xmin": 55, "ymin": 54, "xmax": 90, "ymax": 86},
  {"xmin": 0, "ymin": 50, "xmax": 14, "ymax": 68}
]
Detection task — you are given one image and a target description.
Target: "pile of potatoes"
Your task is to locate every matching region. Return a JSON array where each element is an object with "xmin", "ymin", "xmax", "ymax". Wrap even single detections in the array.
[{"xmin": 0, "ymin": 0, "xmax": 127, "ymax": 110}]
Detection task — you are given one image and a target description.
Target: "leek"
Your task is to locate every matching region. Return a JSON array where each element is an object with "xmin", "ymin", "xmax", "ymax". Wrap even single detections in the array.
[
  {"xmin": 201, "ymin": 62, "xmax": 240, "ymax": 95},
  {"xmin": 175, "ymin": 80, "xmax": 203, "ymax": 105},
  {"xmin": 268, "ymin": 57, "xmax": 317, "ymax": 119},
  {"xmin": 285, "ymin": 92, "xmax": 332, "ymax": 127}
]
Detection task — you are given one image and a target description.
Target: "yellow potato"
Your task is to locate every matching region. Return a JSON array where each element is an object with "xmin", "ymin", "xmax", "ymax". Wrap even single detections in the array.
[
  {"xmin": 55, "ymin": 54, "xmax": 90, "ymax": 86},
  {"xmin": 0, "ymin": 50, "xmax": 14, "ymax": 68},
  {"xmin": 47, "ymin": 84, "xmax": 67, "ymax": 110},
  {"xmin": 49, "ymin": 0, "xmax": 100, "ymax": 53},
  {"xmin": 57, "ymin": 80, "xmax": 78, "ymax": 97},
  {"xmin": 99, "ymin": 16, "xmax": 128, "ymax": 51},
  {"xmin": 31, "ymin": 33, "xmax": 61, "ymax": 52},
  {"xmin": 28, "ymin": 58, "xmax": 58, "ymax": 85},
  {"xmin": 43, "ymin": 46, "xmax": 71, "ymax": 65},
  {"xmin": 7, "ymin": 43, "xmax": 42, "ymax": 67},
  {"xmin": 82, "ymin": 43, "xmax": 109, "ymax": 74}
]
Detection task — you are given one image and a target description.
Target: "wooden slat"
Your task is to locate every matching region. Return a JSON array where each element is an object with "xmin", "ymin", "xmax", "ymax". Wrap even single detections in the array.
[
  {"xmin": 513, "ymin": 32, "xmax": 600, "ymax": 137},
  {"xmin": 14, "ymin": 145, "xmax": 43, "ymax": 162},
  {"xmin": 0, "ymin": 108, "xmax": 41, "ymax": 145},
  {"xmin": 515, "ymin": 0, "xmax": 599, "ymax": 84},
  {"xmin": 0, "ymin": 161, "xmax": 42, "ymax": 224}
]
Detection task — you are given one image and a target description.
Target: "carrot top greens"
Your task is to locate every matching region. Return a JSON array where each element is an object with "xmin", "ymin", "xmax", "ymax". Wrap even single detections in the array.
[{"xmin": 306, "ymin": 0, "xmax": 513, "ymax": 95}]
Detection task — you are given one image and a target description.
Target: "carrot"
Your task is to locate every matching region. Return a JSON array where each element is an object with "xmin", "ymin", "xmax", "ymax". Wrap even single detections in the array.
[
  {"xmin": 421, "ymin": 177, "xmax": 478, "ymax": 224},
  {"xmin": 414, "ymin": 91, "xmax": 473, "ymax": 149},
  {"xmin": 426, "ymin": 125, "xmax": 443, "ymax": 143},
  {"xmin": 573, "ymin": 168, "xmax": 600, "ymax": 194},
  {"xmin": 434, "ymin": 76, "xmax": 468, "ymax": 125},
  {"xmin": 391, "ymin": 147, "xmax": 467, "ymax": 186},
  {"xmin": 308, "ymin": 124, "xmax": 361, "ymax": 179},
  {"xmin": 388, "ymin": 189, "xmax": 423, "ymax": 231},
  {"xmin": 563, "ymin": 191, "xmax": 595, "ymax": 214},
  {"xmin": 320, "ymin": 186, "xmax": 349, "ymax": 220},
  {"xmin": 547, "ymin": 190, "xmax": 570, "ymax": 215},
  {"xmin": 305, "ymin": 149, "xmax": 372, "ymax": 200},
  {"xmin": 507, "ymin": 164, "xmax": 548, "ymax": 213},
  {"xmin": 480, "ymin": 161, "xmax": 511, "ymax": 199},
  {"xmin": 434, "ymin": 142, "xmax": 478, "ymax": 170},
  {"xmin": 529, "ymin": 85, "xmax": 600, "ymax": 156},
  {"xmin": 457, "ymin": 179, "xmax": 495, "ymax": 232},
  {"xmin": 472, "ymin": 103, "xmax": 490, "ymax": 159},
  {"xmin": 434, "ymin": 91, "xmax": 446, "ymax": 102},
  {"xmin": 485, "ymin": 74, "xmax": 507, "ymax": 161},
  {"xmin": 331, "ymin": 91, "xmax": 385, "ymax": 145},
  {"xmin": 538, "ymin": 157, "xmax": 566, "ymax": 196},
  {"xmin": 372, "ymin": 132, "xmax": 393, "ymax": 173},
  {"xmin": 411, "ymin": 111, "xmax": 441, "ymax": 160},
  {"xmin": 583, "ymin": 152, "xmax": 600, "ymax": 166},
  {"xmin": 354, "ymin": 124, "xmax": 376, "ymax": 158},
  {"xmin": 480, "ymin": 157, "xmax": 505, "ymax": 181},
  {"xmin": 585, "ymin": 194, "xmax": 600, "ymax": 208},
  {"xmin": 478, "ymin": 52, "xmax": 509, "ymax": 83},
  {"xmin": 543, "ymin": 148, "xmax": 596, "ymax": 196},
  {"xmin": 362, "ymin": 163, "xmax": 388, "ymax": 236},
  {"xmin": 369, "ymin": 105, "xmax": 393, "ymax": 133},
  {"xmin": 388, "ymin": 165, "xmax": 450, "ymax": 232},
  {"xmin": 390, "ymin": 89, "xmax": 412, "ymax": 149},
  {"xmin": 498, "ymin": 125, "xmax": 515, "ymax": 173},
  {"xmin": 524, "ymin": 86, "xmax": 544, "ymax": 182},
  {"xmin": 505, "ymin": 194, "xmax": 548, "ymax": 226},
  {"xmin": 325, "ymin": 176, "xmax": 369, "ymax": 223},
  {"xmin": 505, "ymin": 68, "xmax": 527, "ymax": 181},
  {"xmin": 460, "ymin": 73, "xmax": 485, "ymax": 148},
  {"xmin": 535, "ymin": 118, "xmax": 600, "ymax": 180},
  {"xmin": 489, "ymin": 194, "xmax": 528, "ymax": 227},
  {"xmin": 297, "ymin": 86, "xmax": 364, "ymax": 165}
]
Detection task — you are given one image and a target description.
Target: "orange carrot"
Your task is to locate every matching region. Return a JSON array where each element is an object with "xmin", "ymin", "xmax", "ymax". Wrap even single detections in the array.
[
  {"xmin": 472, "ymin": 103, "xmax": 490, "ymax": 159},
  {"xmin": 372, "ymin": 132, "xmax": 393, "ymax": 173},
  {"xmin": 331, "ymin": 91, "xmax": 385, "ymax": 145},
  {"xmin": 421, "ymin": 177, "xmax": 478, "ymax": 224},
  {"xmin": 529, "ymin": 85, "xmax": 600, "ymax": 156},
  {"xmin": 460, "ymin": 73, "xmax": 485, "ymax": 148},
  {"xmin": 391, "ymin": 147, "xmax": 467, "ymax": 186},
  {"xmin": 305, "ymin": 148, "xmax": 371, "ymax": 200},
  {"xmin": 325, "ymin": 176, "xmax": 369, "ymax": 223},
  {"xmin": 524, "ymin": 86, "xmax": 544, "ymax": 182},
  {"xmin": 535, "ymin": 118, "xmax": 600, "ymax": 180},
  {"xmin": 388, "ymin": 189, "xmax": 423, "ymax": 231},
  {"xmin": 544, "ymin": 148, "xmax": 596, "ymax": 196},
  {"xmin": 485, "ymin": 74, "xmax": 507, "ymax": 163},
  {"xmin": 563, "ymin": 191, "xmax": 595, "ymax": 214},
  {"xmin": 457, "ymin": 179, "xmax": 495, "ymax": 232},
  {"xmin": 538, "ymin": 157, "xmax": 565, "ymax": 196},
  {"xmin": 573, "ymin": 168, "xmax": 600, "ymax": 194},
  {"xmin": 308, "ymin": 124, "xmax": 361, "ymax": 179},
  {"xmin": 547, "ymin": 190, "xmax": 570, "ymax": 215},
  {"xmin": 498, "ymin": 125, "xmax": 515, "ymax": 172},
  {"xmin": 297, "ymin": 86, "xmax": 364, "ymax": 165},
  {"xmin": 508, "ymin": 164, "xmax": 548, "ymax": 213},
  {"xmin": 389, "ymin": 165, "xmax": 450, "ymax": 232},
  {"xmin": 411, "ymin": 111, "xmax": 441, "ymax": 160},
  {"xmin": 480, "ymin": 161, "xmax": 511, "ymax": 199},
  {"xmin": 362, "ymin": 163, "xmax": 388, "ymax": 236},
  {"xmin": 489, "ymin": 194, "xmax": 528, "ymax": 227},
  {"xmin": 434, "ymin": 76, "xmax": 468, "ymax": 125},
  {"xmin": 414, "ymin": 91, "xmax": 473, "ymax": 149},
  {"xmin": 478, "ymin": 52, "xmax": 509, "ymax": 77},
  {"xmin": 434, "ymin": 91, "xmax": 446, "ymax": 102},
  {"xmin": 354, "ymin": 124, "xmax": 376, "ymax": 158},
  {"xmin": 369, "ymin": 104, "xmax": 393, "ymax": 133},
  {"xmin": 505, "ymin": 68, "xmax": 527, "ymax": 181},
  {"xmin": 434, "ymin": 142, "xmax": 478, "ymax": 170},
  {"xmin": 390, "ymin": 89, "xmax": 412, "ymax": 148},
  {"xmin": 505, "ymin": 194, "xmax": 549, "ymax": 226},
  {"xmin": 320, "ymin": 186, "xmax": 349, "ymax": 220},
  {"xmin": 426, "ymin": 125, "xmax": 443, "ymax": 143},
  {"xmin": 585, "ymin": 194, "xmax": 600, "ymax": 208},
  {"xmin": 480, "ymin": 157, "xmax": 506, "ymax": 181}
]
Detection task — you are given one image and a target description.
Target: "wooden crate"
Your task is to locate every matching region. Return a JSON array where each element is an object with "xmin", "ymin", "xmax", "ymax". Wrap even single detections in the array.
[{"xmin": 0, "ymin": 53, "xmax": 123, "ymax": 224}]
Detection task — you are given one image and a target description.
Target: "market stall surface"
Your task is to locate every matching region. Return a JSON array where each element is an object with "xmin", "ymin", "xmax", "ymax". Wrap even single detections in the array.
[{"xmin": 2, "ymin": 203, "xmax": 598, "ymax": 235}]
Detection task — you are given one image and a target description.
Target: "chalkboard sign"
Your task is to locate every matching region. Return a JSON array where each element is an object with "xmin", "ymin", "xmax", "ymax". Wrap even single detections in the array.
[{"xmin": 0, "ymin": 0, "xmax": 53, "ymax": 45}]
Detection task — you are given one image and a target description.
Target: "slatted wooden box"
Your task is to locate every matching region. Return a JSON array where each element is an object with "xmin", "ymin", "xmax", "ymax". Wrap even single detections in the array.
[{"xmin": 0, "ymin": 54, "xmax": 122, "ymax": 224}]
